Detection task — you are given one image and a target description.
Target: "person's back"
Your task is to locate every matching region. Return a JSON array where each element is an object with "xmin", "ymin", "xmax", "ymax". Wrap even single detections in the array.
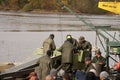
[
  {"xmin": 43, "ymin": 34, "xmax": 56, "ymax": 54},
  {"xmin": 58, "ymin": 40, "xmax": 74, "ymax": 64},
  {"xmin": 39, "ymin": 50, "xmax": 53, "ymax": 80},
  {"xmin": 92, "ymin": 51, "xmax": 106, "ymax": 66},
  {"xmin": 70, "ymin": 37, "xmax": 78, "ymax": 49}
]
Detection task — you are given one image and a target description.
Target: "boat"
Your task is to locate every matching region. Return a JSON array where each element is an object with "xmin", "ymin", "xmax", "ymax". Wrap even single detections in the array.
[{"xmin": 0, "ymin": 49, "xmax": 61, "ymax": 80}]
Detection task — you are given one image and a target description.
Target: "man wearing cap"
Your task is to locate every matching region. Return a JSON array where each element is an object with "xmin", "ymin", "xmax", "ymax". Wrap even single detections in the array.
[
  {"xmin": 43, "ymin": 34, "xmax": 56, "ymax": 56},
  {"xmin": 92, "ymin": 51, "xmax": 106, "ymax": 66},
  {"xmin": 78, "ymin": 36, "xmax": 92, "ymax": 60},
  {"xmin": 66, "ymin": 34, "xmax": 80, "ymax": 70},
  {"xmin": 58, "ymin": 35, "xmax": 74, "ymax": 72},
  {"xmin": 92, "ymin": 50, "xmax": 106, "ymax": 72}
]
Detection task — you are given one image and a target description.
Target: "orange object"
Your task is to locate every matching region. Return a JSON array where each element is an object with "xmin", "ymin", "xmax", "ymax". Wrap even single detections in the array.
[
  {"xmin": 27, "ymin": 72, "xmax": 38, "ymax": 80},
  {"xmin": 115, "ymin": 62, "xmax": 120, "ymax": 70}
]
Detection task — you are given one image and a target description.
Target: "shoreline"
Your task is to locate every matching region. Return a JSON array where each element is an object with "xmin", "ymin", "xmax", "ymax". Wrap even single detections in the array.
[{"xmin": 0, "ymin": 10, "xmax": 116, "ymax": 16}]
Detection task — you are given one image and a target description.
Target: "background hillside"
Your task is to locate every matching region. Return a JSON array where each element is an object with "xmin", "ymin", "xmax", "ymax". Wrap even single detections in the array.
[{"xmin": 0, "ymin": 0, "xmax": 107, "ymax": 14}]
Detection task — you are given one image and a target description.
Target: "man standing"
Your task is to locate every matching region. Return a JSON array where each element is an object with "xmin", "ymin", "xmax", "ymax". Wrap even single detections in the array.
[
  {"xmin": 58, "ymin": 37, "xmax": 74, "ymax": 72},
  {"xmin": 43, "ymin": 34, "xmax": 56, "ymax": 56},
  {"xmin": 78, "ymin": 36, "xmax": 92, "ymax": 60},
  {"xmin": 65, "ymin": 34, "xmax": 79, "ymax": 70},
  {"xmin": 92, "ymin": 50, "xmax": 106, "ymax": 71},
  {"xmin": 38, "ymin": 50, "xmax": 53, "ymax": 80}
]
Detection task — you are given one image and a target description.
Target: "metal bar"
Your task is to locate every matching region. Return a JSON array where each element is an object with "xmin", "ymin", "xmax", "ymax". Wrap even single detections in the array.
[
  {"xmin": 97, "ymin": 32, "xmax": 106, "ymax": 51},
  {"xmin": 109, "ymin": 55, "xmax": 118, "ymax": 63},
  {"xmin": 106, "ymin": 38, "xmax": 110, "ymax": 72},
  {"xmin": 57, "ymin": 0, "xmax": 119, "ymax": 72},
  {"xmin": 103, "ymin": 30, "xmax": 119, "ymax": 42},
  {"xmin": 58, "ymin": 0, "xmax": 95, "ymax": 29}
]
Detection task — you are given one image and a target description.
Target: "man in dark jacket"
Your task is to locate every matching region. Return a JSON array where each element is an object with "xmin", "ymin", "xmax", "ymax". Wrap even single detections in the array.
[
  {"xmin": 66, "ymin": 34, "xmax": 80, "ymax": 71},
  {"xmin": 92, "ymin": 50, "xmax": 106, "ymax": 65},
  {"xmin": 58, "ymin": 37, "xmax": 74, "ymax": 72},
  {"xmin": 38, "ymin": 50, "xmax": 53, "ymax": 80},
  {"xmin": 92, "ymin": 50, "xmax": 106, "ymax": 71},
  {"xmin": 78, "ymin": 36, "xmax": 92, "ymax": 59},
  {"xmin": 43, "ymin": 34, "xmax": 56, "ymax": 56}
]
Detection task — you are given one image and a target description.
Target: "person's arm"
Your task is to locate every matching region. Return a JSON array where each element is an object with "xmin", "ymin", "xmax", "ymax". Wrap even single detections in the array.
[
  {"xmin": 51, "ymin": 40, "xmax": 56, "ymax": 51},
  {"xmin": 57, "ymin": 45, "xmax": 63, "ymax": 52},
  {"xmin": 92, "ymin": 56, "xmax": 97, "ymax": 63},
  {"xmin": 99, "ymin": 57, "xmax": 106, "ymax": 66},
  {"xmin": 87, "ymin": 42, "xmax": 92, "ymax": 51},
  {"xmin": 78, "ymin": 43, "xmax": 83, "ymax": 50}
]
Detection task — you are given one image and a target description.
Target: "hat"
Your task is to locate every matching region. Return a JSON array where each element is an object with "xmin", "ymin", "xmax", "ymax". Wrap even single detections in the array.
[
  {"xmin": 96, "ymin": 50, "xmax": 101, "ymax": 55},
  {"xmin": 66, "ymin": 34, "xmax": 72, "ymax": 39},
  {"xmin": 50, "ymin": 34, "xmax": 54, "ymax": 36},
  {"xmin": 89, "ymin": 69, "xmax": 97, "ymax": 76},
  {"xmin": 85, "ymin": 57, "xmax": 91, "ymax": 61},
  {"xmin": 100, "ymin": 71, "xmax": 109, "ymax": 79},
  {"xmin": 79, "ymin": 36, "xmax": 85, "ymax": 41}
]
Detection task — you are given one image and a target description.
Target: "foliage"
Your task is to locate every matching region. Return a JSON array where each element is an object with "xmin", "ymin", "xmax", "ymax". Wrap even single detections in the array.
[
  {"xmin": 0, "ymin": 0, "xmax": 2, "ymax": 4},
  {"xmin": 22, "ymin": 3, "xmax": 33, "ymax": 11},
  {"xmin": 0, "ymin": 0, "xmax": 107, "ymax": 14},
  {"xmin": 0, "ymin": 0, "xmax": 28, "ymax": 10},
  {"xmin": 18, "ymin": 0, "xmax": 29, "ymax": 8}
]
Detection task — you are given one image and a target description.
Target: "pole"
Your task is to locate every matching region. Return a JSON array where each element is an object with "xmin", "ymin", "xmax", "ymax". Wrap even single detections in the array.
[{"xmin": 106, "ymin": 38, "xmax": 110, "ymax": 72}]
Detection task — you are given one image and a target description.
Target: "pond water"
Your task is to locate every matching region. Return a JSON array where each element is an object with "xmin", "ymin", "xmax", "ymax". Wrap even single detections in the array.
[{"xmin": 0, "ymin": 12, "xmax": 120, "ymax": 66}]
